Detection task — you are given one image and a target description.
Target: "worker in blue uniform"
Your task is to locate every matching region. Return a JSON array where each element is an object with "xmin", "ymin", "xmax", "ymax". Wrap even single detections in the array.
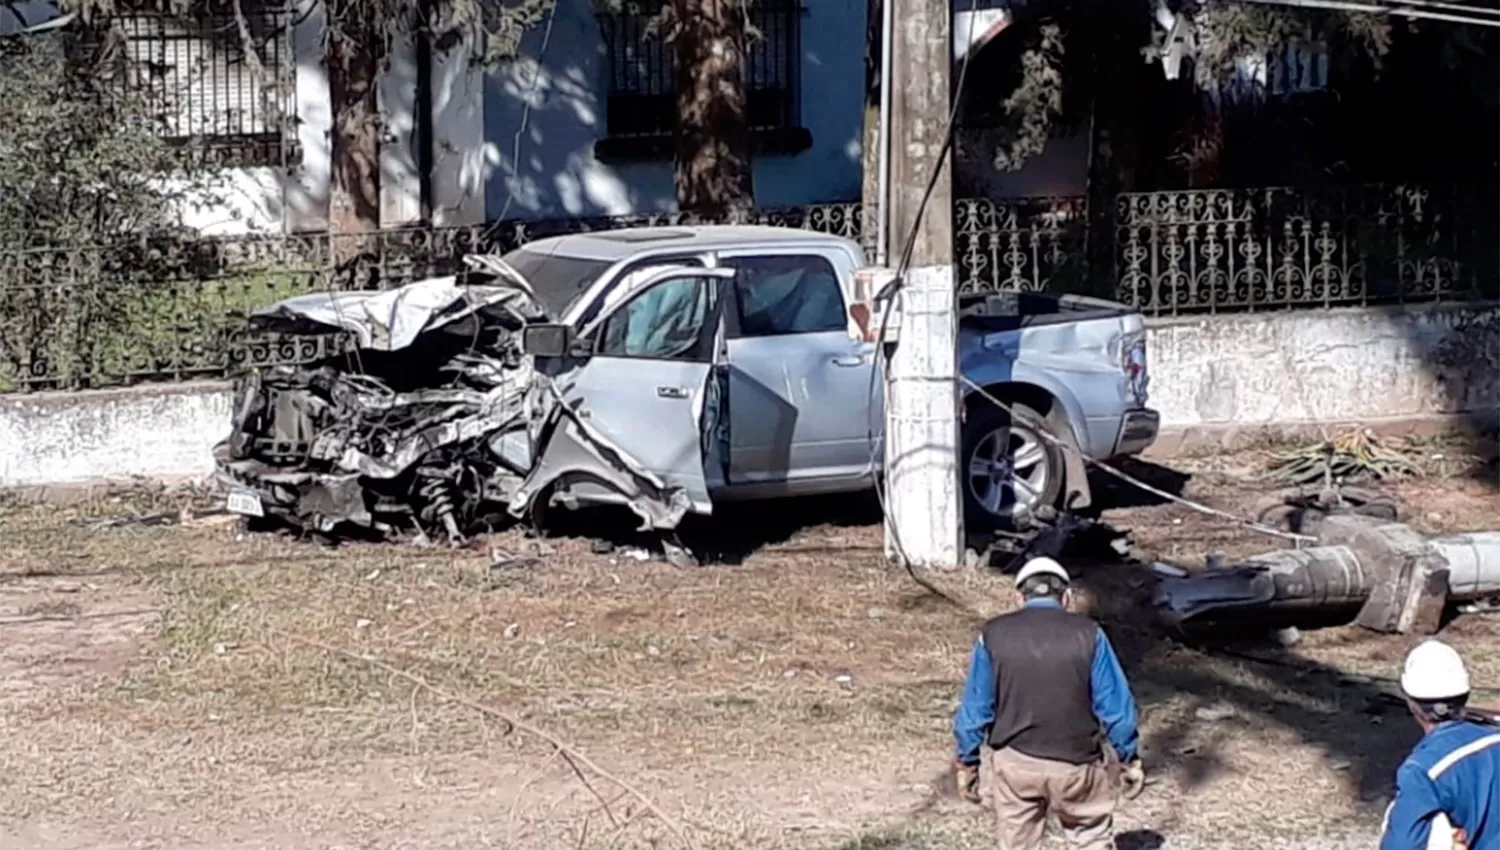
[
  {"xmin": 951, "ymin": 557, "xmax": 1144, "ymax": 850},
  {"xmin": 1380, "ymin": 639, "xmax": 1500, "ymax": 850}
]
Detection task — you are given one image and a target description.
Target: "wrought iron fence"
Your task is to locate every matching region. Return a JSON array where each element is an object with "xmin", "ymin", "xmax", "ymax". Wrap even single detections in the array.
[
  {"xmin": 5, "ymin": 185, "xmax": 1494, "ymax": 393},
  {"xmin": 1115, "ymin": 184, "xmax": 1499, "ymax": 315},
  {"xmin": 0, "ymin": 202, "xmax": 866, "ymax": 392},
  {"xmin": 955, "ymin": 196, "xmax": 1089, "ymax": 295}
]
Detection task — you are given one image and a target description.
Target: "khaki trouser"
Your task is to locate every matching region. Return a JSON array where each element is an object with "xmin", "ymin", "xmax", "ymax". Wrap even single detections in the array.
[{"xmin": 985, "ymin": 746, "xmax": 1119, "ymax": 850}]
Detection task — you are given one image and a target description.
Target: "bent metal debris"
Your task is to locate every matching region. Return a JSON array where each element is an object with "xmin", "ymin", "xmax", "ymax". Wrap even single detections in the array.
[{"xmin": 214, "ymin": 256, "xmax": 697, "ymax": 546}]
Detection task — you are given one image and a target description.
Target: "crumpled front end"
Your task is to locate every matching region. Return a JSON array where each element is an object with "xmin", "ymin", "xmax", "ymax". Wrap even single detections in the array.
[
  {"xmin": 214, "ymin": 255, "xmax": 712, "ymax": 544},
  {"xmin": 215, "ymin": 350, "xmax": 539, "ymax": 542}
]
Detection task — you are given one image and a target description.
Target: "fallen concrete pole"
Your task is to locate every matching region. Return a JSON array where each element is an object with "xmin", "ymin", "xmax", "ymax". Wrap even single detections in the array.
[{"xmin": 1153, "ymin": 513, "xmax": 1500, "ymax": 636}]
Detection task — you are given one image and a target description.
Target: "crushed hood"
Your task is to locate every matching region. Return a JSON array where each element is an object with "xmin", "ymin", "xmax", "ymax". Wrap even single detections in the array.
[{"xmin": 249, "ymin": 257, "xmax": 544, "ymax": 351}]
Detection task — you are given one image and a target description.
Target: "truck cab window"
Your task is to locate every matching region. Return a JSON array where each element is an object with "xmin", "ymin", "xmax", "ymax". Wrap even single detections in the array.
[
  {"xmin": 596, "ymin": 276, "xmax": 717, "ymax": 361},
  {"xmin": 723, "ymin": 255, "xmax": 847, "ymax": 337}
]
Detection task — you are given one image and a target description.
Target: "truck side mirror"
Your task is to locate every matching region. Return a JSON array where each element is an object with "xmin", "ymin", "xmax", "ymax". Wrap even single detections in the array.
[{"xmin": 522, "ymin": 323, "xmax": 574, "ymax": 358}]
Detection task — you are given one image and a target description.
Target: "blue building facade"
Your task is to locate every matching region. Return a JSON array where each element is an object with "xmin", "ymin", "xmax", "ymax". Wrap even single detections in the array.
[{"xmin": 481, "ymin": 0, "xmax": 869, "ymax": 220}]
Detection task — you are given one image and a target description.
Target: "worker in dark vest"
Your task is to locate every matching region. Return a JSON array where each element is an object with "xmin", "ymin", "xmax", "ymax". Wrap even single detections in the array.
[
  {"xmin": 952, "ymin": 557, "xmax": 1144, "ymax": 850},
  {"xmin": 1380, "ymin": 639, "xmax": 1500, "ymax": 850}
]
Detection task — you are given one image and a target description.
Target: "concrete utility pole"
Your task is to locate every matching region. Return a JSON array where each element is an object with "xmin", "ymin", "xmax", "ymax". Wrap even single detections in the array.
[{"xmin": 882, "ymin": 0, "xmax": 961, "ymax": 568}]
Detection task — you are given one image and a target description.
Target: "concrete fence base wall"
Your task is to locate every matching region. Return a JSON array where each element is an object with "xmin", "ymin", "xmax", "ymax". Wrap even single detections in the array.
[
  {"xmin": 3, "ymin": 303, "xmax": 1496, "ymax": 489},
  {"xmin": 0, "ymin": 382, "xmax": 234, "ymax": 490},
  {"xmin": 1142, "ymin": 302, "xmax": 1499, "ymax": 454}
]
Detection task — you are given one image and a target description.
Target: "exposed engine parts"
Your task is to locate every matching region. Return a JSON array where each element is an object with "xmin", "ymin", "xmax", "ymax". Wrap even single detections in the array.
[{"xmin": 214, "ymin": 260, "xmax": 700, "ymax": 546}]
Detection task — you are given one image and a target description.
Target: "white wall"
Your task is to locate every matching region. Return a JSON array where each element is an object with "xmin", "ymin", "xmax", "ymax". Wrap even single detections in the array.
[
  {"xmin": 3, "ymin": 304, "xmax": 1496, "ymax": 488},
  {"xmin": 428, "ymin": 35, "xmax": 490, "ymax": 227},
  {"xmin": 1147, "ymin": 303, "xmax": 1500, "ymax": 428},
  {"xmin": 0, "ymin": 384, "xmax": 233, "ymax": 487}
]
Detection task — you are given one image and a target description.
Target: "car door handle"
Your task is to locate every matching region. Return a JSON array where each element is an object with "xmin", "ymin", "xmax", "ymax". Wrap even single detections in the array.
[
  {"xmin": 831, "ymin": 354, "xmax": 870, "ymax": 367},
  {"xmin": 657, "ymin": 386, "xmax": 689, "ymax": 399}
]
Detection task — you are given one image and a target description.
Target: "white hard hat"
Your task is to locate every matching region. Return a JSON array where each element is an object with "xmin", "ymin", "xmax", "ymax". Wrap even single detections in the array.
[
  {"xmin": 1401, "ymin": 640, "xmax": 1471, "ymax": 701},
  {"xmin": 1016, "ymin": 557, "xmax": 1070, "ymax": 586}
]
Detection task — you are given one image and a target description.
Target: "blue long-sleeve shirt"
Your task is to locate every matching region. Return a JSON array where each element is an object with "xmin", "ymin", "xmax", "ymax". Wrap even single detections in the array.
[
  {"xmin": 952, "ymin": 597, "xmax": 1140, "ymax": 767},
  {"xmin": 1380, "ymin": 720, "xmax": 1500, "ymax": 850}
]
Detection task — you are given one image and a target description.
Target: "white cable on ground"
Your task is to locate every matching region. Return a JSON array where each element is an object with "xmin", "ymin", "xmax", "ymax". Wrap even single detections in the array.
[{"xmin": 957, "ymin": 375, "xmax": 1318, "ymax": 545}]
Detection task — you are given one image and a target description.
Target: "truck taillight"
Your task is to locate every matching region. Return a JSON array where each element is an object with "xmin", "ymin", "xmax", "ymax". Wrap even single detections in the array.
[{"xmin": 1122, "ymin": 333, "xmax": 1149, "ymax": 407}]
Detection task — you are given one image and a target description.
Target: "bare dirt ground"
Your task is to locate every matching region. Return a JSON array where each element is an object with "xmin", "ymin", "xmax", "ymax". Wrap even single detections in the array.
[{"xmin": 0, "ymin": 447, "xmax": 1496, "ymax": 850}]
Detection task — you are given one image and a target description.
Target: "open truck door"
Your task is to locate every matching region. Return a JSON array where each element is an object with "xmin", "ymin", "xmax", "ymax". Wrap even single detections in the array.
[{"xmin": 510, "ymin": 266, "xmax": 734, "ymax": 531}]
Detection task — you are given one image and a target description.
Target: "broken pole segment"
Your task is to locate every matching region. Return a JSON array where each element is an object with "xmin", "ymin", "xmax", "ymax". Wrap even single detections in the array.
[
  {"xmin": 1153, "ymin": 516, "xmax": 1500, "ymax": 636},
  {"xmin": 882, "ymin": 0, "xmax": 961, "ymax": 568}
]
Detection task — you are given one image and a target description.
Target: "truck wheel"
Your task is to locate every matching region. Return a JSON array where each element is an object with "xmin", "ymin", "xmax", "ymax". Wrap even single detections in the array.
[{"xmin": 961, "ymin": 400, "xmax": 1064, "ymax": 532}]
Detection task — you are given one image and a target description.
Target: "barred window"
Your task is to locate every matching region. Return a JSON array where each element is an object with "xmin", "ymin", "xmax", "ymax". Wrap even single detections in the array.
[
  {"xmin": 600, "ymin": 0, "xmax": 802, "ymax": 138},
  {"xmin": 99, "ymin": 1, "xmax": 294, "ymax": 167}
]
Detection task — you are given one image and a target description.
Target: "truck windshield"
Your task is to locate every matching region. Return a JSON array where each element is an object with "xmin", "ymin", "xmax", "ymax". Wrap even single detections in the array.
[{"xmin": 498, "ymin": 248, "xmax": 612, "ymax": 318}]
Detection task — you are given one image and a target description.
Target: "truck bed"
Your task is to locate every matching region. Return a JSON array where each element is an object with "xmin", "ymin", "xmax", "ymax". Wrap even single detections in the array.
[{"xmin": 956, "ymin": 290, "xmax": 1133, "ymax": 334}]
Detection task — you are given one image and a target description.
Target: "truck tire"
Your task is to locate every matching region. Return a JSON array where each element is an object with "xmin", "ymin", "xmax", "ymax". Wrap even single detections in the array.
[{"xmin": 960, "ymin": 399, "xmax": 1065, "ymax": 533}]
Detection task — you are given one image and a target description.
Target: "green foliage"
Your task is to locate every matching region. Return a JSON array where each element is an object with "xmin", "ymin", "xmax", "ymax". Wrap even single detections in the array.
[
  {"xmin": 0, "ymin": 30, "xmax": 249, "ymax": 390},
  {"xmin": 0, "ymin": 32, "xmax": 224, "ymax": 244},
  {"xmin": 1183, "ymin": 2, "xmax": 1393, "ymax": 90},
  {"xmin": 992, "ymin": 22, "xmax": 1065, "ymax": 173},
  {"xmin": 989, "ymin": 3, "xmax": 1401, "ymax": 176},
  {"xmin": 441, "ymin": 0, "xmax": 555, "ymax": 65}
]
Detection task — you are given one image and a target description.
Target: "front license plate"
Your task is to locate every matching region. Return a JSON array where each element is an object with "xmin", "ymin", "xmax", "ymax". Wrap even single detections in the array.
[{"xmin": 226, "ymin": 488, "xmax": 265, "ymax": 518}]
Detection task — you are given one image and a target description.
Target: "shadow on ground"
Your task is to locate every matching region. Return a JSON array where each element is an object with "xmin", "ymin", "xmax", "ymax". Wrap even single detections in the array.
[
  {"xmin": 539, "ymin": 455, "xmax": 1193, "ymax": 567},
  {"xmin": 1081, "ymin": 458, "xmax": 1193, "ymax": 512},
  {"xmin": 537, "ymin": 491, "xmax": 885, "ymax": 565}
]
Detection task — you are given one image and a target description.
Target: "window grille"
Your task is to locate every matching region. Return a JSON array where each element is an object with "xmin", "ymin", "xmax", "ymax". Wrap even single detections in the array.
[
  {"xmin": 100, "ymin": 1, "xmax": 294, "ymax": 167},
  {"xmin": 601, "ymin": 0, "xmax": 802, "ymax": 137}
]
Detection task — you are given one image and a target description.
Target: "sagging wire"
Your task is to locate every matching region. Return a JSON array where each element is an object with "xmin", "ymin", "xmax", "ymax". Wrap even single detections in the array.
[{"xmin": 488, "ymin": 0, "xmax": 561, "ymax": 232}]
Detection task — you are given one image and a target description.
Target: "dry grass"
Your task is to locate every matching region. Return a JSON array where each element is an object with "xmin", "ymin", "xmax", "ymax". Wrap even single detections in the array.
[{"xmin": 0, "ymin": 459, "xmax": 1496, "ymax": 850}]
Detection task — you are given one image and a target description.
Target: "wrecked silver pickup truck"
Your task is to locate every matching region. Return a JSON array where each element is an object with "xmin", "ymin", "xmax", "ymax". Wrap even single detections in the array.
[{"xmin": 214, "ymin": 225, "xmax": 1159, "ymax": 544}]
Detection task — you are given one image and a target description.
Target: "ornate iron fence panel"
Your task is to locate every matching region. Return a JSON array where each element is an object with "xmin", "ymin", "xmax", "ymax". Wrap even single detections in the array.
[
  {"xmin": 1115, "ymin": 184, "xmax": 1498, "ymax": 315},
  {"xmin": 955, "ymin": 197, "xmax": 1090, "ymax": 295},
  {"xmin": 0, "ymin": 202, "xmax": 867, "ymax": 392}
]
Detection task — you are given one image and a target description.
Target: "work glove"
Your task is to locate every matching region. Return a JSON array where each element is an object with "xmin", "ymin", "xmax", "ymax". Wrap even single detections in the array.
[
  {"xmin": 953, "ymin": 758, "xmax": 982, "ymax": 805},
  {"xmin": 1120, "ymin": 758, "xmax": 1146, "ymax": 800}
]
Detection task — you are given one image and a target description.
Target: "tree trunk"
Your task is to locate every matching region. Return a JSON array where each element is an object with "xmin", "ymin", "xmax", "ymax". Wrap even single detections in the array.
[
  {"xmin": 672, "ymin": 0, "xmax": 754, "ymax": 219},
  {"xmin": 325, "ymin": 2, "xmax": 383, "ymax": 255},
  {"xmin": 1084, "ymin": 13, "xmax": 1141, "ymax": 299},
  {"xmin": 860, "ymin": 0, "xmax": 883, "ymax": 259}
]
